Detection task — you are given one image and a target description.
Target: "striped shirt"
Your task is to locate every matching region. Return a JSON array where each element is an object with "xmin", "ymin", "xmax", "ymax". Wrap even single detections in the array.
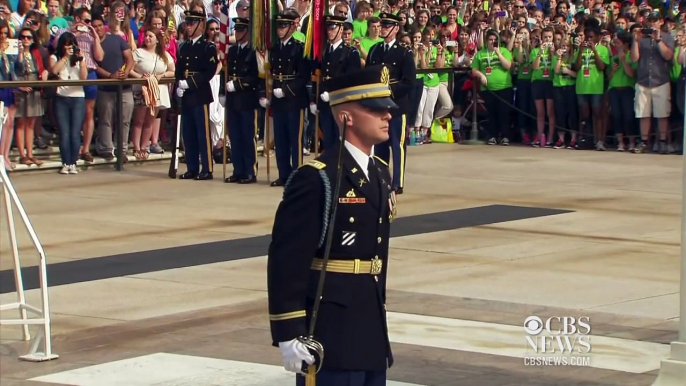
[{"xmin": 53, "ymin": 28, "xmax": 97, "ymax": 70}]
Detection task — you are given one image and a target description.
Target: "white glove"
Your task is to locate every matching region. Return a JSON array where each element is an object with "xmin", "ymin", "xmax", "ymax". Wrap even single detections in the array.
[
  {"xmin": 320, "ymin": 91, "xmax": 329, "ymax": 102},
  {"xmin": 178, "ymin": 80, "xmax": 189, "ymax": 90},
  {"xmin": 226, "ymin": 81, "xmax": 236, "ymax": 92},
  {"xmin": 273, "ymin": 88, "xmax": 285, "ymax": 98},
  {"xmin": 259, "ymin": 97, "xmax": 269, "ymax": 108},
  {"xmin": 176, "ymin": 87, "xmax": 185, "ymax": 98},
  {"xmin": 309, "ymin": 103, "xmax": 317, "ymax": 114},
  {"xmin": 278, "ymin": 339, "xmax": 315, "ymax": 374}
]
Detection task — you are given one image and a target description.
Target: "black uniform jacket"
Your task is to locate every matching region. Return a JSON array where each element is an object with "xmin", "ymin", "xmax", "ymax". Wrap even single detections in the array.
[
  {"xmin": 225, "ymin": 44, "xmax": 260, "ymax": 111},
  {"xmin": 366, "ymin": 41, "xmax": 416, "ymax": 113},
  {"xmin": 175, "ymin": 37, "xmax": 219, "ymax": 107},
  {"xmin": 267, "ymin": 145, "xmax": 395, "ymax": 372},
  {"xmin": 312, "ymin": 42, "xmax": 362, "ymax": 110},
  {"xmin": 268, "ymin": 38, "xmax": 310, "ymax": 111}
]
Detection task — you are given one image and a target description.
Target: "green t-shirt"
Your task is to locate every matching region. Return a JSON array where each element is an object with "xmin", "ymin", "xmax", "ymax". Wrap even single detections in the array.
[
  {"xmin": 439, "ymin": 50, "xmax": 454, "ymax": 83},
  {"xmin": 671, "ymin": 47, "xmax": 682, "ymax": 81},
  {"xmin": 352, "ymin": 19, "xmax": 367, "ymax": 40},
  {"xmin": 552, "ymin": 55, "xmax": 576, "ymax": 87},
  {"xmin": 530, "ymin": 47, "xmax": 554, "ymax": 82},
  {"xmin": 360, "ymin": 36, "xmax": 382, "ymax": 57},
  {"xmin": 574, "ymin": 45, "xmax": 610, "ymax": 95},
  {"xmin": 292, "ymin": 31, "xmax": 306, "ymax": 43},
  {"xmin": 513, "ymin": 47, "xmax": 532, "ymax": 80},
  {"xmin": 48, "ymin": 16, "xmax": 69, "ymax": 32},
  {"xmin": 423, "ymin": 46, "xmax": 440, "ymax": 87},
  {"xmin": 471, "ymin": 47, "xmax": 513, "ymax": 91},
  {"xmin": 608, "ymin": 52, "xmax": 637, "ymax": 89}
]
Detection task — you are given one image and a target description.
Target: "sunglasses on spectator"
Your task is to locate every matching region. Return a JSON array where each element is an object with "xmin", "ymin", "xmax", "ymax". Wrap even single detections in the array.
[
  {"xmin": 82, "ymin": 19, "xmax": 92, "ymax": 24},
  {"xmin": 209, "ymin": 27, "xmax": 219, "ymax": 31},
  {"xmin": 26, "ymin": 19, "xmax": 37, "ymax": 26},
  {"xmin": 20, "ymin": 35, "xmax": 33, "ymax": 40}
]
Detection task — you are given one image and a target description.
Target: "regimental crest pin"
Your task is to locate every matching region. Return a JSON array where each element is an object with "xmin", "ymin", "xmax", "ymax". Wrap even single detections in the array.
[
  {"xmin": 346, "ymin": 189, "xmax": 356, "ymax": 198},
  {"xmin": 341, "ymin": 231, "xmax": 356, "ymax": 246}
]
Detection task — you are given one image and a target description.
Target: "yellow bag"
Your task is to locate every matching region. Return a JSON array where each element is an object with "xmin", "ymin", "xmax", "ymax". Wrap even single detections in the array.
[{"xmin": 430, "ymin": 118, "xmax": 454, "ymax": 143}]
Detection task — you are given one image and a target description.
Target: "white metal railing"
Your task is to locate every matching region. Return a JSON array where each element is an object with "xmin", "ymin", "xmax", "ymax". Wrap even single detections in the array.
[{"xmin": 0, "ymin": 101, "xmax": 59, "ymax": 362}]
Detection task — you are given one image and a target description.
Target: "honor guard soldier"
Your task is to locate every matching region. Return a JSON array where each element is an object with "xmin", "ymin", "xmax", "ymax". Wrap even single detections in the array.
[
  {"xmin": 366, "ymin": 12, "xmax": 415, "ymax": 194},
  {"xmin": 266, "ymin": 11, "xmax": 310, "ymax": 187},
  {"xmin": 175, "ymin": 6, "xmax": 219, "ymax": 180},
  {"xmin": 268, "ymin": 65, "xmax": 398, "ymax": 386},
  {"xmin": 224, "ymin": 17, "xmax": 260, "ymax": 184},
  {"xmin": 309, "ymin": 15, "xmax": 362, "ymax": 153}
]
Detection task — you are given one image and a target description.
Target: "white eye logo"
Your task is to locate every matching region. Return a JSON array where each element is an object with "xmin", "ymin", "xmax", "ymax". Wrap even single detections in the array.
[{"xmin": 524, "ymin": 316, "xmax": 543, "ymax": 335}]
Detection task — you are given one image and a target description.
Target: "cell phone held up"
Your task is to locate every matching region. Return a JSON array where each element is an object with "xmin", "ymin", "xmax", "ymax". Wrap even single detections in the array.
[
  {"xmin": 641, "ymin": 28, "xmax": 654, "ymax": 36},
  {"xmin": 70, "ymin": 46, "xmax": 82, "ymax": 66}
]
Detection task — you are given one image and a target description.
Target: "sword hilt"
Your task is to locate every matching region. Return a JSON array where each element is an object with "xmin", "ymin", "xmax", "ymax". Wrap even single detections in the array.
[{"xmin": 297, "ymin": 336, "xmax": 324, "ymax": 374}]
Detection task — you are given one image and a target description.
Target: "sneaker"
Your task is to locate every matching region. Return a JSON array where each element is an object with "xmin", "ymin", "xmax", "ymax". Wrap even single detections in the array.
[
  {"xmin": 68, "ymin": 164, "xmax": 78, "ymax": 174},
  {"xmin": 303, "ymin": 148, "xmax": 311, "ymax": 156},
  {"xmin": 544, "ymin": 141, "xmax": 553, "ymax": 148},
  {"xmin": 522, "ymin": 133, "xmax": 531, "ymax": 145},
  {"xmin": 488, "ymin": 137, "xmax": 497, "ymax": 145},
  {"xmin": 59, "ymin": 164, "xmax": 69, "ymax": 174},
  {"xmin": 659, "ymin": 141, "xmax": 668, "ymax": 154},
  {"xmin": 531, "ymin": 134, "xmax": 540, "ymax": 147},
  {"xmin": 500, "ymin": 138, "xmax": 510, "ymax": 146},
  {"xmin": 149, "ymin": 143, "xmax": 164, "ymax": 154},
  {"xmin": 553, "ymin": 140, "xmax": 565, "ymax": 149},
  {"xmin": 633, "ymin": 142, "xmax": 647, "ymax": 154},
  {"xmin": 567, "ymin": 140, "xmax": 577, "ymax": 150},
  {"xmin": 34, "ymin": 137, "xmax": 48, "ymax": 150},
  {"xmin": 617, "ymin": 144, "xmax": 625, "ymax": 152},
  {"xmin": 596, "ymin": 141, "xmax": 606, "ymax": 151}
]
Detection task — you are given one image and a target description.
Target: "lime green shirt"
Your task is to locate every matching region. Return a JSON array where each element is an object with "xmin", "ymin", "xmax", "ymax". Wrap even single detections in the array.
[
  {"xmin": 574, "ymin": 45, "xmax": 610, "ymax": 95},
  {"xmin": 439, "ymin": 50, "xmax": 455, "ymax": 83},
  {"xmin": 423, "ymin": 46, "xmax": 440, "ymax": 87},
  {"xmin": 352, "ymin": 19, "xmax": 367, "ymax": 40},
  {"xmin": 292, "ymin": 31, "xmax": 306, "ymax": 43},
  {"xmin": 671, "ymin": 47, "xmax": 682, "ymax": 82},
  {"xmin": 552, "ymin": 55, "xmax": 576, "ymax": 87},
  {"xmin": 608, "ymin": 52, "xmax": 637, "ymax": 89},
  {"xmin": 513, "ymin": 47, "xmax": 532, "ymax": 80},
  {"xmin": 360, "ymin": 37, "xmax": 382, "ymax": 57},
  {"xmin": 471, "ymin": 47, "xmax": 513, "ymax": 91},
  {"xmin": 530, "ymin": 47, "xmax": 554, "ymax": 82}
]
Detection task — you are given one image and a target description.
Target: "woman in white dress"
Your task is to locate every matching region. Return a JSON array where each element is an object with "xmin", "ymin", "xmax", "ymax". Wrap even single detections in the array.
[{"xmin": 129, "ymin": 28, "xmax": 175, "ymax": 160}]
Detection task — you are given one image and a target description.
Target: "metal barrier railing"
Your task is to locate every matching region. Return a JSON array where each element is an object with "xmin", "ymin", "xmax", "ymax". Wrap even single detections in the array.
[
  {"xmin": 0, "ymin": 78, "xmax": 176, "ymax": 172},
  {"xmin": 0, "ymin": 66, "xmax": 477, "ymax": 172}
]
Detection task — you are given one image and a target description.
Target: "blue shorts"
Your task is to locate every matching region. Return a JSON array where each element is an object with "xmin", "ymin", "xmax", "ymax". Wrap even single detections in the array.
[
  {"xmin": 84, "ymin": 70, "xmax": 97, "ymax": 100},
  {"xmin": 0, "ymin": 88, "xmax": 15, "ymax": 107}
]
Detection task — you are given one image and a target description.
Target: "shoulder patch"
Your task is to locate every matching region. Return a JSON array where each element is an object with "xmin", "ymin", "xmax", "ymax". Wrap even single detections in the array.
[
  {"xmin": 302, "ymin": 160, "xmax": 326, "ymax": 170},
  {"xmin": 373, "ymin": 156, "xmax": 388, "ymax": 166}
]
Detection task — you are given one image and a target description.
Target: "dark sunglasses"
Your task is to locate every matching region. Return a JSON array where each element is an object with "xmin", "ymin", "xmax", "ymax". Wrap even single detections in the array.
[
  {"xmin": 20, "ymin": 35, "xmax": 33, "ymax": 40},
  {"xmin": 83, "ymin": 19, "xmax": 92, "ymax": 24}
]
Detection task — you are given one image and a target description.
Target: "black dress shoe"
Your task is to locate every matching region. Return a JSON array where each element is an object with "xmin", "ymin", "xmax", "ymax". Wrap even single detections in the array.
[
  {"xmin": 239, "ymin": 175, "xmax": 257, "ymax": 184},
  {"xmin": 225, "ymin": 175, "xmax": 241, "ymax": 183},
  {"xmin": 179, "ymin": 171, "xmax": 198, "ymax": 179},
  {"xmin": 270, "ymin": 179, "xmax": 285, "ymax": 187},
  {"xmin": 394, "ymin": 187, "xmax": 403, "ymax": 195},
  {"xmin": 195, "ymin": 172, "xmax": 213, "ymax": 180}
]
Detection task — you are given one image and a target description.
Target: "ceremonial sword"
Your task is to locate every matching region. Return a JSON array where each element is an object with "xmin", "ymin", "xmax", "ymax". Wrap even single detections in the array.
[{"xmin": 297, "ymin": 113, "xmax": 349, "ymax": 386}]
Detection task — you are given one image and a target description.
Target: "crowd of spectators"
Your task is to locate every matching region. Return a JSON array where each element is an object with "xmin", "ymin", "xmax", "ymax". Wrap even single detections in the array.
[{"xmin": 0, "ymin": 0, "xmax": 683, "ymax": 175}]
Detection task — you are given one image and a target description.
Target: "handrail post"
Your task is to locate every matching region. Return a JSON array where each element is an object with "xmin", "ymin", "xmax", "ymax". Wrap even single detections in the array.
[{"xmin": 115, "ymin": 82, "xmax": 124, "ymax": 171}]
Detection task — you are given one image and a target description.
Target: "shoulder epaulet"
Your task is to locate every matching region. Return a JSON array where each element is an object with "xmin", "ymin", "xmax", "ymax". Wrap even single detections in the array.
[
  {"xmin": 373, "ymin": 156, "xmax": 388, "ymax": 166},
  {"xmin": 301, "ymin": 159, "xmax": 326, "ymax": 170}
]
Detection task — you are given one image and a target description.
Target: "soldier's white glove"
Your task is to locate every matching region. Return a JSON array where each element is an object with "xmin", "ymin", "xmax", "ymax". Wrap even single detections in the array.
[
  {"xmin": 259, "ymin": 97, "xmax": 269, "ymax": 108},
  {"xmin": 278, "ymin": 338, "xmax": 315, "ymax": 374},
  {"xmin": 226, "ymin": 81, "xmax": 236, "ymax": 92},
  {"xmin": 320, "ymin": 91, "xmax": 329, "ymax": 102},
  {"xmin": 273, "ymin": 88, "xmax": 285, "ymax": 98},
  {"xmin": 178, "ymin": 80, "xmax": 189, "ymax": 90},
  {"xmin": 309, "ymin": 103, "xmax": 317, "ymax": 114},
  {"xmin": 176, "ymin": 87, "xmax": 185, "ymax": 98}
]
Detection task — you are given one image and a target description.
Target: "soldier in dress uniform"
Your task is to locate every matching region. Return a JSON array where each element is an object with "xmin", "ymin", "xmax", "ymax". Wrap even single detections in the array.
[
  {"xmin": 267, "ymin": 65, "xmax": 398, "ymax": 386},
  {"xmin": 224, "ymin": 17, "xmax": 260, "ymax": 184},
  {"xmin": 266, "ymin": 10, "xmax": 310, "ymax": 187},
  {"xmin": 309, "ymin": 15, "xmax": 362, "ymax": 153},
  {"xmin": 366, "ymin": 12, "xmax": 416, "ymax": 194},
  {"xmin": 175, "ymin": 6, "xmax": 219, "ymax": 180}
]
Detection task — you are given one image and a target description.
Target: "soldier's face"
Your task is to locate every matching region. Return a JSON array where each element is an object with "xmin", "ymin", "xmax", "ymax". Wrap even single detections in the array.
[
  {"xmin": 327, "ymin": 24, "xmax": 341, "ymax": 41},
  {"xmin": 338, "ymin": 104, "xmax": 392, "ymax": 145},
  {"xmin": 276, "ymin": 23, "xmax": 291, "ymax": 39}
]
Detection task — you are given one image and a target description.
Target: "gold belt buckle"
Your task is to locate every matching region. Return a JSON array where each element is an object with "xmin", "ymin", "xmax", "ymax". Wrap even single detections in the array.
[{"xmin": 370, "ymin": 257, "xmax": 382, "ymax": 275}]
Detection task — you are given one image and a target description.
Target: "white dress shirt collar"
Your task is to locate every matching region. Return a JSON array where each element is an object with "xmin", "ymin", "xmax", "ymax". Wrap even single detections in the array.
[
  {"xmin": 329, "ymin": 39, "xmax": 343, "ymax": 52},
  {"xmin": 384, "ymin": 39, "xmax": 396, "ymax": 50},
  {"xmin": 344, "ymin": 141, "xmax": 373, "ymax": 180}
]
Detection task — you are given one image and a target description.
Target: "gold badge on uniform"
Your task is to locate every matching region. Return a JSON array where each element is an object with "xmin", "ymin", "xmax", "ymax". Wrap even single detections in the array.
[
  {"xmin": 346, "ymin": 189, "xmax": 356, "ymax": 197},
  {"xmin": 380, "ymin": 66, "xmax": 390, "ymax": 86}
]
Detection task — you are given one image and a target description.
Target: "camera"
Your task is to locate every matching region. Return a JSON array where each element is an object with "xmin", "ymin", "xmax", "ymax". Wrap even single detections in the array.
[
  {"xmin": 70, "ymin": 46, "xmax": 82, "ymax": 66},
  {"xmin": 641, "ymin": 28, "xmax": 654, "ymax": 35}
]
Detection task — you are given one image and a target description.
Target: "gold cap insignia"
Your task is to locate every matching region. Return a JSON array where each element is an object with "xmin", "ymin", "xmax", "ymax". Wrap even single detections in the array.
[
  {"xmin": 380, "ymin": 66, "xmax": 389, "ymax": 86},
  {"xmin": 346, "ymin": 189, "xmax": 356, "ymax": 197},
  {"xmin": 351, "ymin": 167, "xmax": 358, "ymax": 173}
]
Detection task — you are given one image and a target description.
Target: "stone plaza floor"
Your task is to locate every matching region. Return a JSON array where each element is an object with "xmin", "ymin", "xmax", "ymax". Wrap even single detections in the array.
[{"xmin": 0, "ymin": 143, "xmax": 681, "ymax": 385}]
